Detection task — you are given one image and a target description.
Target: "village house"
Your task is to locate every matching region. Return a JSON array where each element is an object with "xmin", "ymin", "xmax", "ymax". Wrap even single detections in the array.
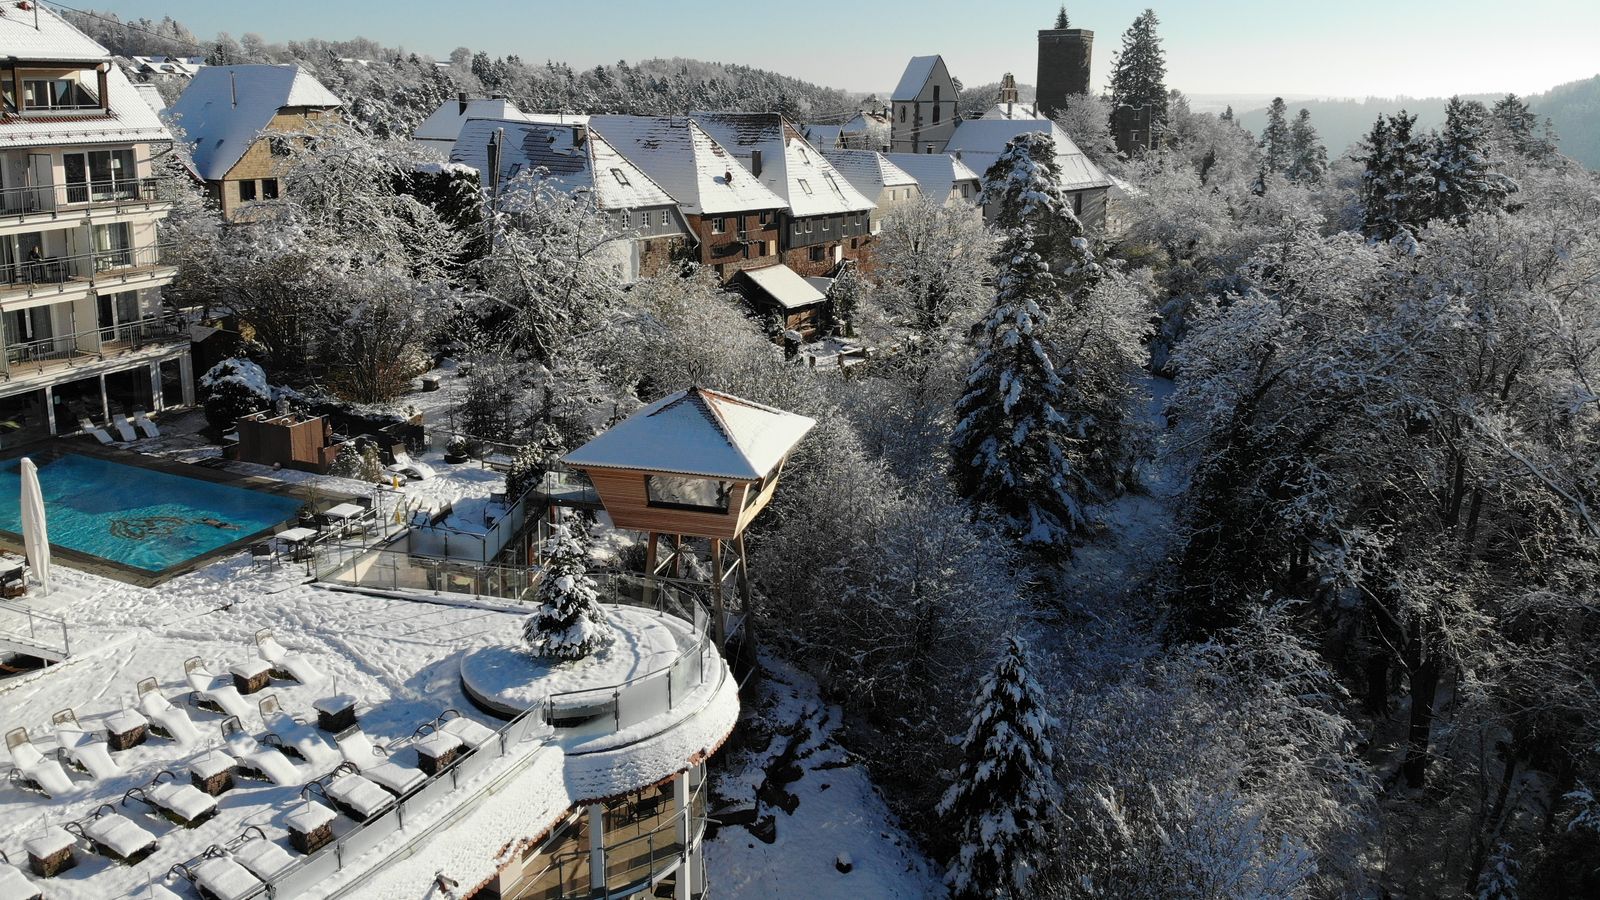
[
  {"xmin": 413, "ymin": 91, "xmax": 533, "ymax": 156},
  {"xmin": 450, "ymin": 116, "xmax": 691, "ymax": 282},
  {"xmin": 840, "ymin": 110, "xmax": 892, "ymax": 150},
  {"xmin": 589, "ymin": 114, "xmax": 788, "ymax": 281},
  {"xmin": 0, "ymin": 2, "xmax": 192, "ymax": 443},
  {"xmin": 883, "ymin": 150, "xmax": 983, "ymax": 210},
  {"xmin": 165, "ymin": 64, "xmax": 342, "ymax": 220},
  {"xmin": 889, "ymin": 55, "xmax": 960, "ymax": 154},
  {"xmin": 820, "ymin": 148, "xmax": 920, "ymax": 236}
]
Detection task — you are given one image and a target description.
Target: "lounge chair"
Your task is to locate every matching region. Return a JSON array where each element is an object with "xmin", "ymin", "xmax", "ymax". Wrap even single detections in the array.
[
  {"xmin": 228, "ymin": 828, "xmax": 295, "ymax": 882},
  {"xmin": 4, "ymin": 727, "xmax": 73, "ymax": 796},
  {"xmin": 172, "ymin": 852, "xmax": 263, "ymax": 900},
  {"xmin": 67, "ymin": 805, "xmax": 158, "ymax": 864},
  {"xmin": 306, "ymin": 765, "xmax": 394, "ymax": 823},
  {"xmin": 256, "ymin": 695, "xmax": 338, "ymax": 767},
  {"xmin": 78, "ymin": 417, "xmax": 114, "ymax": 445},
  {"xmin": 255, "ymin": 630, "xmax": 324, "ymax": 684},
  {"xmin": 435, "ymin": 710, "xmax": 496, "ymax": 749},
  {"xmin": 132, "ymin": 409, "xmax": 160, "ymax": 438},
  {"xmin": 110, "ymin": 413, "xmax": 137, "ymax": 442},
  {"xmin": 136, "ymin": 678, "xmax": 200, "ymax": 744},
  {"xmin": 334, "ymin": 728, "xmax": 425, "ymax": 797},
  {"xmin": 51, "ymin": 709, "xmax": 120, "ymax": 780},
  {"xmin": 123, "ymin": 771, "xmax": 218, "ymax": 828},
  {"xmin": 184, "ymin": 658, "xmax": 255, "ymax": 721},
  {"xmin": 387, "ymin": 451, "xmax": 436, "ymax": 481},
  {"xmin": 219, "ymin": 717, "xmax": 301, "ymax": 786},
  {"xmin": 0, "ymin": 858, "xmax": 40, "ymax": 900}
]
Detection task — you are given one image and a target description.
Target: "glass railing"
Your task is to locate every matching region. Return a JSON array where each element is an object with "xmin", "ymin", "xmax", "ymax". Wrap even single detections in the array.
[
  {"xmin": 1, "ymin": 312, "xmax": 187, "ymax": 377},
  {"xmin": 0, "ymin": 176, "xmax": 179, "ymax": 217},
  {"xmin": 0, "ymin": 244, "xmax": 176, "ymax": 294}
]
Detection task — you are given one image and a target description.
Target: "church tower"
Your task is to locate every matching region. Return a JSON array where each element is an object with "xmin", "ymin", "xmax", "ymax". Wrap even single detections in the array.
[{"xmin": 1036, "ymin": 26, "xmax": 1093, "ymax": 119}]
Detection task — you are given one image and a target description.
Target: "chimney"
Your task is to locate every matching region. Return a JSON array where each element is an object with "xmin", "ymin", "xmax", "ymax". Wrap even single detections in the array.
[
  {"xmin": 230, "ymin": 70, "xmax": 237, "ymax": 108},
  {"xmin": 487, "ymin": 127, "xmax": 504, "ymax": 194},
  {"xmin": 751, "ymin": 149, "xmax": 763, "ymax": 178},
  {"xmin": 457, "ymin": 91, "xmax": 468, "ymax": 115},
  {"xmin": 572, "ymin": 123, "xmax": 587, "ymax": 147}
]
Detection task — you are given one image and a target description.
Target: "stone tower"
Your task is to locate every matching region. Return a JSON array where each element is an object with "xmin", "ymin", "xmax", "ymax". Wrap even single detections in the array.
[{"xmin": 1036, "ymin": 27, "xmax": 1093, "ymax": 119}]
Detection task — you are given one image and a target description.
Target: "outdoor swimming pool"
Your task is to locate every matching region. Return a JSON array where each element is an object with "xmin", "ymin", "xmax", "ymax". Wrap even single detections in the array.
[{"xmin": 0, "ymin": 453, "xmax": 303, "ymax": 573}]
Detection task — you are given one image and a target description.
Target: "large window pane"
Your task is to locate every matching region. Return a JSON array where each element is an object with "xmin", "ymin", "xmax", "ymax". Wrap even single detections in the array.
[{"xmin": 645, "ymin": 475, "xmax": 730, "ymax": 512}]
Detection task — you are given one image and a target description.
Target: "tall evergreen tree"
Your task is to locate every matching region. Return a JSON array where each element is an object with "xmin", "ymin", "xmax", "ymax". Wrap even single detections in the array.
[
  {"xmin": 1108, "ymin": 9, "xmax": 1169, "ymax": 141},
  {"xmin": 979, "ymin": 131, "xmax": 1092, "ymax": 277},
  {"xmin": 1258, "ymin": 97, "xmax": 1291, "ymax": 174},
  {"xmin": 525, "ymin": 522, "xmax": 614, "ymax": 660},
  {"xmin": 1285, "ymin": 108, "xmax": 1329, "ymax": 184},
  {"xmin": 1357, "ymin": 111, "xmax": 1433, "ymax": 243},
  {"xmin": 950, "ymin": 227, "xmax": 1091, "ymax": 547},
  {"xmin": 1054, "ymin": 5, "xmax": 1070, "ymax": 28},
  {"xmin": 1430, "ymin": 97, "xmax": 1514, "ymax": 225},
  {"xmin": 939, "ymin": 636, "xmax": 1058, "ymax": 899},
  {"xmin": 1490, "ymin": 93, "xmax": 1556, "ymax": 161}
]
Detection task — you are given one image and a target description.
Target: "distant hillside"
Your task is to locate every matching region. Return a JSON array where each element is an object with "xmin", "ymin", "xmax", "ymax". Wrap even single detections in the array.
[{"xmin": 1238, "ymin": 76, "xmax": 1600, "ymax": 169}]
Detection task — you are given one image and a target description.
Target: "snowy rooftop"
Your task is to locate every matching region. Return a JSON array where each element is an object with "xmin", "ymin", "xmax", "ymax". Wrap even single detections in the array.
[
  {"xmin": 166, "ymin": 65, "xmax": 342, "ymax": 181},
  {"xmin": 819, "ymin": 148, "xmax": 918, "ymax": 198},
  {"xmin": 0, "ymin": 2, "xmax": 109, "ymax": 62},
  {"xmin": 891, "ymin": 55, "xmax": 941, "ymax": 101},
  {"xmin": 740, "ymin": 263, "xmax": 829, "ymax": 311},
  {"xmin": 801, "ymin": 123, "xmax": 843, "ymax": 148},
  {"xmin": 882, "ymin": 152, "xmax": 981, "ymax": 203},
  {"xmin": 413, "ymin": 95, "xmax": 531, "ymax": 145},
  {"xmin": 451, "ymin": 117, "xmax": 678, "ymax": 210},
  {"xmin": 588, "ymin": 114, "xmax": 787, "ymax": 216},
  {"xmin": 565, "ymin": 387, "xmax": 817, "ymax": 481},
  {"xmin": 693, "ymin": 112, "xmax": 876, "ymax": 218},
  {"xmin": 951, "ymin": 106, "xmax": 1112, "ymax": 191},
  {"xmin": 0, "ymin": 62, "xmax": 169, "ymax": 150}
]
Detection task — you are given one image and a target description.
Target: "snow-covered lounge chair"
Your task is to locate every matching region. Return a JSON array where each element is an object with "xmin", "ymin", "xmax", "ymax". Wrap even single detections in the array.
[
  {"xmin": 175, "ymin": 853, "xmax": 264, "ymax": 900},
  {"xmin": 110, "ymin": 413, "xmax": 138, "ymax": 442},
  {"xmin": 68, "ymin": 806, "xmax": 158, "ymax": 863},
  {"xmin": 256, "ymin": 695, "xmax": 338, "ymax": 767},
  {"xmin": 132, "ymin": 409, "xmax": 160, "ymax": 438},
  {"xmin": 335, "ymin": 729, "xmax": 425, "ymax": 798},
  {"xmin": 386, "ymin": 452, "xmax": 436, "ymax": 481},
  {"xmin": 184, "ymin": 658, "xmax": 256, "ymax": 721},
  {"xmin": 4, "ymin": 727, "xmax": 73, "ymax": 796},
  {"xmin": 316, "ymin": 767, "xmax": 395, "ymax": 823},
  {"xmin": 435, "ymin": 710, "xmax": 496, "ymax": 749},
  {"xmin": 78, "ymin": 417, "xmax": 114, "ymax": 445},
  {"xmin": 124, "ymin": 771, "xmax": 218, "ymax": 828},
  {"xmin": 52, "ymin": 710, "xmax": 120, "ymax": 780},
  {"xmin": 0, "ymin": 858, "xmax": 40, "ymax": 900},
  {"xmin": 136, "ymin": 678, "xmax": 200, "ymax": 744},
  {"xmin": 219, "ymin": 717, "xmax": 301, "ymax": 787},
  {"xmin": 229, "ymin": 829, "xmax": 295, "ymax": 882},
  {"xmin": 255, "ymin": 630, "xmax": 324, "ymax": 684}
]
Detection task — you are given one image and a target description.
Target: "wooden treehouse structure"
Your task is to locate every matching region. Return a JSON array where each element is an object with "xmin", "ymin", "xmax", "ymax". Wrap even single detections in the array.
[{"xmin": 561, "ymin": 387, "xmax": 815, "ymax": 644}]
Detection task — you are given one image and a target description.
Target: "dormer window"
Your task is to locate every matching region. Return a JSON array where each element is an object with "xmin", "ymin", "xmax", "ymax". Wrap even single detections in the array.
[
  {"xmin": 610, "ymin": 168, "xmax": 631, "ymax": 186},
  {"xmin": 23, "ymin": 78, "xmax": 96, "ymax": 111},
  {"xmin": 797, "ymin": 179, "xmax": 813, "ymax": 195},
  {"xmin": 797, "ymin": 148, "xmax": 809, "ymax": 164}
]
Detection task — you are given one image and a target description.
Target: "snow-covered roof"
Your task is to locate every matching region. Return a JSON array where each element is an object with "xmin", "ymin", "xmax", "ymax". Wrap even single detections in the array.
[
  {"xmin": 946, "ymin": 109, "xmax": 1112, "ymax": 192},
  {"xmin": 451, "ymin": 117, "xmax": 678, "ymax": 210},
  {"xmin": 565, "ymin": 386, "xmax": 817, "ymax": 481},
  {"xmin": 693, "ymin": 112, "xmax": 875, "ymax": 218},
  {"xmin": 883, "ymin": 152, "xmax": 982, "ymax": 203},
  {"xmin": 414, "ymin": 95, "xmax": 531, "ymax": 145},
  {"xmin": 802, "ymin": 123, "xmax": 843, "ymax": 148},
  {"xmin": 820, "ymin": 149, "xmax": 917, "ymax": 199},
  {"xmin": 740, "ymin": 263, "xmax": 828, "ymax": 311},
  {"xmin": 166, "ymin": 65, "xmax": 342, "ymax": 181},
  {"xmin": 589, "ymin": 114, "xmax": 786, "ymax": 217},
  {"xmin": 891, "ymin": 56, "xmax": 940, "ymax": 102},
  {"xmin": 132, "ymin": 82, "xmax": 166, "ymax": 114},
  {"xmin": 0, "ymin": 64, "xmax": 169, "ymax": 150},
  {"xmin": 127, "ymin": 55, "xmax": 206, "ymax": 77},
  {"xmin": 844, "ymin": 111, "xmax": 890, "ymax": 132},
  {"xmin": 0, "ymin": 1, "xmax": 110, "ymax": 62}
]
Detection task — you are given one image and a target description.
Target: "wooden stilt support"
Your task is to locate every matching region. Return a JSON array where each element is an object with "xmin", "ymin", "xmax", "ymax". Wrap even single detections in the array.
[{"xmin": 709, "ymin": 539, "xmax": 727, "ymax": 646}]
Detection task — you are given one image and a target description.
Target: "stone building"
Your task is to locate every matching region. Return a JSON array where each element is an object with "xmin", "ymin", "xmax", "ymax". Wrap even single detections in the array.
[
  {"xmin": 1035, "ymin": 25, "xmax": 1094, "ymax": 118},
  {"xmin": 888, "ymin": 55, "xmax": 959, "ymax": 154}
]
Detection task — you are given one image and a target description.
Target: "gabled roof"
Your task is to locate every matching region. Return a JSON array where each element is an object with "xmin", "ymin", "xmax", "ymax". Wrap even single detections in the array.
[
  {"xmin": 693, "ymin": 112, "xmax": 875, "ymax": 218},
  {"xmin": 0, "ymin": 1, "xmax": 109, "ymax": 62},
  {"xmin": 739, "ymin": 263, "xmax": 828, "ymax": 310},
  {"xmin": 892, "ymin": 56, "xmax": 941, "ymax": 102},
  {"xmin": 843, "ymin": 111, "xmax": 890, "ymax": 132},
  {"xmin": 882, "ymin": 152, "xmax": 982, "ymax": 203},
  {"xmin": 416, "ymin": 96, "xmax": 532, "ymax": 145},
  {"xmin": 589, "ymin": 114, "xmax": 786, "ymax": 217},
  {"xmin": 166, "ymin": 65, "xmax": 342, "ymax": 181},
  {"xmin": 946, "ymin": 109, "xmax": 1112, "ymax": 192},
  {"xmin": 801, "ymin": 123, "xmax": 843, "ymax": 148},
  {"xmin": 0, "ymin": 64, "xmax": 168, "ymax": 150},
  {"xmin": 819, "ymin": 149, "xmax": 917, "ymax": 199},
  {"xmin": 565, "ymin": 387, "xmax": 816, "ymax": 481},
  {"xmin": 451, "ymin": 117, "xmax": 677, "ymax": 210}
]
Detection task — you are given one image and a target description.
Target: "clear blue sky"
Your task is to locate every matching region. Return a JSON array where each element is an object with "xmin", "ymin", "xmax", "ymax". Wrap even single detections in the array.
[{"xmin": 68, "ymin": 0, "xmax": 1600, "ymax": 100}]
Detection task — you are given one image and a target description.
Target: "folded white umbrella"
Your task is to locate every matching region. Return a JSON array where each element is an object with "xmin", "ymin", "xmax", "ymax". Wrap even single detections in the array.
[{"xmin": 20, "ymin": 457, "xmax": 49, "ymax": 594}]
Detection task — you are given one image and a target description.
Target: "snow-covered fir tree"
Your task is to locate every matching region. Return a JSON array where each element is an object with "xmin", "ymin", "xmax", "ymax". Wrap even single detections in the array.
[
  {"xmin": 1286, "ymin": 108, "xmax": 1329, "ymax": 183},
  {"xmin": 1430, "ymin": 96, "xmax": 1515, "ymax": 225},
  {"xmin": 1257, "ymin": 97, "xmax": 1292, "ymax": 180},
  {"xmin": 1489, "ymin": 93, "xmax": 1557, "ymax": 161},
  {"xmin": 939, "ymin": 636, "xmax": 1058, "ymax": 900},
  {"xmin": 1109, "ymin": 9, "xmax": 1169, "ymax": 136},
  {"xmin": 1357, "ymin": 111, "xmax": 1434, "ymax": 243},
  {"xmin": 950, "ymin": 227, "xmax": 1092, "ymax": 547},
  {"xmin": 525, "ymin": 522, "xmax": 614, "ymax": 660},
  {"xmin": 979, "ymin": 131, "xmax": 1093, "ymax": 276}
]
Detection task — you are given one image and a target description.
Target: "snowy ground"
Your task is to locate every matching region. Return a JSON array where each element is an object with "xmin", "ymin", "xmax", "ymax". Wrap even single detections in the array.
[{"xmin": 704, "ymin": 655, "xmax": 942, "ymax": 899}]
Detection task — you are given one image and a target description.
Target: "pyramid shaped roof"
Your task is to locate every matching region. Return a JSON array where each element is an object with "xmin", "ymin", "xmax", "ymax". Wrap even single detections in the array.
[{"xmin": 564, "ymin": 387, "xmax": 816, "ymax": 480}]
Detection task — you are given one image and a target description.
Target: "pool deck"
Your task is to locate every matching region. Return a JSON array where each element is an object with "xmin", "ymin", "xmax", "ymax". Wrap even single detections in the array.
[{"xmin": 0, "ymin": 438, "xmax": 360, "ymax": 587}]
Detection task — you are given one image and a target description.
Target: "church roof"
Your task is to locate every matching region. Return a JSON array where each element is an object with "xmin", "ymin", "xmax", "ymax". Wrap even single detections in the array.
[
  {"xmin": 892, "ymin": 56, "xmax": 941, "ymax": 101},
  {"xmin": 564, "ymin": 387, "xmax": 816, "ymax": 481},
  {"xmin": 947, "ymin": 108, "xmax": 1112, "ymax": 191}
]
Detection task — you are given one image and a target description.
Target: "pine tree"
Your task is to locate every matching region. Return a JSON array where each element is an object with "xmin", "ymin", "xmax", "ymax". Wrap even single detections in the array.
[
  {"xmin": 939, "ymin": 637, "xmax": 1058, "ymax": 899},
  {"xmin": 1357, "ymin": 112, "xmax": 1433, "ymax": 243},
  {"xmin": 1285, "ymin": 108, "xmax": 1329, "ymax": 184},
  {"xmin": 1108, "ymin": 9, "xmax": 1169, "ymax": 141},
  {"xmin": 1220, "ymin": 104, "xmax": 1235, "ymax": 123},
  {"xmin": 1431, "ymin": 96, "xmax": 1514, "ymax": 225},
  {"xmin": 950, "ymin": 227, "xmax": 1092, "ymax": 547},
  {"xmin": 1489, "ymin": 93, "xmax": 1556, "ymax": 161},
  {"xmin": 357, "ymin": 444, "xmax": 385, "ymax": 483},
  {"xmin": 525, "ymin": 522, "xmax": 614, "ymax": 660},
  {"xmin": 1054, "ymin": 5, "xmax": 1070, "ymax": 28},
  {"xmin": 1256, "ymin": 97, "xmax": 1292, "ymax": 187}
]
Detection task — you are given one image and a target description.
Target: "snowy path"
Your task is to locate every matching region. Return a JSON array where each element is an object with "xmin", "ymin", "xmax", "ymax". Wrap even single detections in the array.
[{"xmin": 705, "ymin": 656, "xmax": 941, "ymax": 899}]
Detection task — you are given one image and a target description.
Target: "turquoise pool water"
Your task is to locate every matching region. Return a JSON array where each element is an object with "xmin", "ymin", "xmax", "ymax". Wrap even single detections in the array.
[{"xmin": 0, "ymin": 454, "xmax": 302, "ymax": 572}]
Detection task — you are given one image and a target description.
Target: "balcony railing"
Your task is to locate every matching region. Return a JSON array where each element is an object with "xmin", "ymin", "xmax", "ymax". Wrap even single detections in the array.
[
  {"xmin": 0, "ymin": 244, "xmax": 175, "ymax": 298},
  {"xmin": 0, "ymin": 176, "xmax": 179, "ymax": 218},
  {"xmin": 0, "ymin": 312, "xmax": 187, "ymax": 379}
]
